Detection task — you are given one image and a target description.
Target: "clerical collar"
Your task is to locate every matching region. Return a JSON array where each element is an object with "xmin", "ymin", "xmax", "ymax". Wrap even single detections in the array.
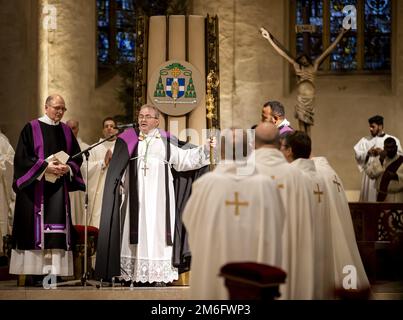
[
  {"xmin": 38, "ymin": 114, "xmax": 60, "ymax": 126},
  {"xmin": 277, "ymin": 119, "xmax": 290, "ymax": 129}
]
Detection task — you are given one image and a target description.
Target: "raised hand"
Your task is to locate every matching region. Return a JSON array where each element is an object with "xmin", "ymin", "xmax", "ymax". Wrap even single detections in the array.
[{"xmin": 260, "ymin": 27, "xmax": 271, "ymax": 40}]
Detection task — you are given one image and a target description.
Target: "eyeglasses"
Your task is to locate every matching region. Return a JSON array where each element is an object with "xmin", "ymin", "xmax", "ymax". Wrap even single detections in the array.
[
  {"xmin": 48, "ymin": 105, "xmax": 67, "ymax": 112},
  {"xmin": 138, "ymin": 115, "xmax": 157, "ymax": 120}
]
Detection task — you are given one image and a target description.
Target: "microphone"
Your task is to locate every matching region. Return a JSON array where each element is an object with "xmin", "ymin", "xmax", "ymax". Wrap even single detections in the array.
[{"xmin": 114, "ymin": 123, "xmax": 137, "ymax": 130}]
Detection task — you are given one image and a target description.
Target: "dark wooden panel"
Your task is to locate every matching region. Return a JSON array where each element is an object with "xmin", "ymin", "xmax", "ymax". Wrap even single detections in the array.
[{"xmin": 349, "ymin": 202, "xmax": 403, "ymax": 282}]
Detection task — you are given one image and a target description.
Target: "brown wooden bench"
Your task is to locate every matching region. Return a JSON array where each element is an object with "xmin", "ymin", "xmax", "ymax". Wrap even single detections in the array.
[{"xmin": 349, "ymin": 202, "xmax": 403, "ymax": 282}]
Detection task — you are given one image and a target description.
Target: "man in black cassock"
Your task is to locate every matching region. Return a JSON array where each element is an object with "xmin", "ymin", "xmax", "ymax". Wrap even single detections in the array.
[
  {"xmin": 95, "ymin": 104, "xmax": 211, "ymax": 285},
  {"xmin": 9, "ymin": 94, "xmax": 85, "ymax": 283}
]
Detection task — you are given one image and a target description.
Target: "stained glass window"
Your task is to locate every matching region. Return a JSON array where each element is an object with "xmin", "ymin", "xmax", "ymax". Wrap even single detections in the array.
[
  {"xmin": 330, "ymin": 0, "xmax": 358, "ymax": 70},
  {"xmin": 294, "ymin": 0, "xmax": 391, "ymax": 72},
  {"xmin": 364, "ymin": 0, "xmax": 391, "ymax": 70},
  {"xmin": 97, "ymin": 0, "xmax": 136, "ymax": 65},
  {"xmin": 296, "ymin": 0, "xmax": 324, "ymax": 63}
]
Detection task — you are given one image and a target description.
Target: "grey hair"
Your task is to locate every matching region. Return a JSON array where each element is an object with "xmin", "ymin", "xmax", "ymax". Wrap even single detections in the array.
[{"xmin": 140, "ymin": 104, "xmax": 160, "ymax": 119}]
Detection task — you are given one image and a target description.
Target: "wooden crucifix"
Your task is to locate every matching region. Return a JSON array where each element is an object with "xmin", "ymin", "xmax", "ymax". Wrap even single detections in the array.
[{"xmin": 260, "ymin": 3, "xmax": 349, "ymax": 136}]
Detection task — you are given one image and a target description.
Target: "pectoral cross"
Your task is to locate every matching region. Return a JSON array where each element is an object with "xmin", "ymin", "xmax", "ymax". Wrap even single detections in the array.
[
  {"xmin": 225, "ymin": 192, "xmax": 249, "ymax": 216},
  {"xmin": 333, "ymin": 175, "xmax": 341, "ymax": 192},
  {"xmin": 313, "ymin": 183, "xmax": 324, "ymax": 203},
  {"xmin": 142, "ymin": 163, "xmax": 149, "ymax": 176}
]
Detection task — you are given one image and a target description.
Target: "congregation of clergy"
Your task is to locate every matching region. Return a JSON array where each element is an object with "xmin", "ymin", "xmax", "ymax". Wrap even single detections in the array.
[{"xmin": 1, "ymin": 95, "xmax": 403, "ymax": 300}]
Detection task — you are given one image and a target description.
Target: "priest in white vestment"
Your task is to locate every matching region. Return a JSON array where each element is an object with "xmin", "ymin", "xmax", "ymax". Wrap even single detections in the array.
[
  {"xmin": 281, "ymin": 131, "xmax": 335, "ymax": 299},
  {"xmin": 183, "ymin": 129, "xmax": 285, "ymax": 299},
  {"xmin": 0, "ymin": 129, "xmax": 15, "ymax": 254},
  {"xmin": 353, "ymin": 115, "xmax": 402, "ymax": 202},
  {"xmin": 86, "ymin": 117, "xmax": 118, "ymax": 228},
  {"xmin": 252, "ymin": 122, "xmax": 315, "ymax": 300},
  {"xmin": 365, "ymin": 137, "xmax": 403, "ymax": 203},
  {"xmin": 95, "ymin": 104, "xmax": 214, "ymax": 285},
  {"xmin": 66, "ymin": 119, "xmax": 90, "ymax": 225},
  {"xmin": 313, "ymin": 156, "xmax": 370, "ymax": 293}
]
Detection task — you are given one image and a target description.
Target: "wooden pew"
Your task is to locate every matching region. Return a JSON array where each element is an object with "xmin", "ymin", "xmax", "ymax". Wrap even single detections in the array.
[{"xmin": 349, "ymin": 202, "xmax": 403, "ymax": 282}]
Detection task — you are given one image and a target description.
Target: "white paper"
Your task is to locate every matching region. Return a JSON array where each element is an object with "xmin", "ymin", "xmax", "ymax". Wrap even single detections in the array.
[{"xmin": 45, "ymin": 151, "xmax": 70, "ymax": 183}]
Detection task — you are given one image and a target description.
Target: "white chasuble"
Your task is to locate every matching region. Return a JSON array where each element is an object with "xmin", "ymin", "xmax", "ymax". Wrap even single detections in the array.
[
  {"xmin": 0, "ymin": 131, "xmax": 15, "ymax": 253},
  {"xmin": 291, "ymin": 158, "xmax": 335, "ymax": 299},
  {"xmin": 87, "ymin": 139, "xmax": 116, "ymax": 228},
  {"xmin": 353, "ymin": 134, "xmax": 402, "ymax": 202},
  {"xmin": 313, "ymin": 157, "xmax": 370, "ymax": 292},
  {"xmin": 254, "ymin": 148, "xmax": 315, "ymax": 300},
  {"xmin": 183, "ymin": 162, "xmax": 285, "ymax": 299},
  {"xmin": 69, "ymin": 138, "xmax": 89, "ymax": 226},
  {"xmin": 365, "ymin": 154, "xmax": 403, "ymax": 203},
  {"xmin": 120, "ymin": 129, "xmax": 207, "ymax": 283}
]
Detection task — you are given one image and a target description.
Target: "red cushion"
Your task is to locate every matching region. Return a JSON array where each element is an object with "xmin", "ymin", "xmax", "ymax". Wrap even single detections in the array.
[
  {"xmin": 74, "ymin": 225, "xmax": 99, "ymax": 244},
  {"xmin": 220, "ymin": 262, "xmax": 286, "ymax": 285}
]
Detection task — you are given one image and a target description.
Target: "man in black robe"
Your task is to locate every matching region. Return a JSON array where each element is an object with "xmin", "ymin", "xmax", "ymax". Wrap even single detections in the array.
[
  {"xmin": 9, "ymin": 94, "xmax": 85, "ymax": 283},
  {"xmin": 95, "ymin": 104, "xmax": 212, "ymax": 285}
]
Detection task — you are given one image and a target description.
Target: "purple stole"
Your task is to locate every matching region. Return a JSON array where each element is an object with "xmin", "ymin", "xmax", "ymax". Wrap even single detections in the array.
[{"xmin": 16, "ymin": 120, "xmax": 74, "ymax": 250}]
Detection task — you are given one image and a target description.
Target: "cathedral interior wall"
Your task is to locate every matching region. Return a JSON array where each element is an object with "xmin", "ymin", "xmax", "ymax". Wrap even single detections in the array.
[
  {"xmin": 1, "ymin": 0, "xmax": 403, "ymax": 198},
  {"xmin": 192, "ymin": 0, "xmax": 403, "ymax": 198}
]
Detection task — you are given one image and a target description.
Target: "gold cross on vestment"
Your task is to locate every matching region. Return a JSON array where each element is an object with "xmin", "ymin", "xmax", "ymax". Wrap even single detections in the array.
[
  {"xmin": 270, "ymin": 175, "xmax": 284, "ymax": 189},
  {"xmin": 142, "ymin": 163, "xmax": 149, "ymax": 176},
  {"xmin": 313, "ymin": 183, "xmax": 324, "ymax": 203},
  {"xmin": 333, "ymin": 175, "xmax": 341, "ymax": 192},
  {"xmin": 225, "ymin": 192, "xmax": 249, "ymax": 216}
]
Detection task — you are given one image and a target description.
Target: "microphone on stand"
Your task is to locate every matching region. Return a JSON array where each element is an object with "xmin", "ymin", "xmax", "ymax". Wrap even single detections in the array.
[{"xmin": 114, "ymin": 123, "xmax": 137, "ymax": 130}]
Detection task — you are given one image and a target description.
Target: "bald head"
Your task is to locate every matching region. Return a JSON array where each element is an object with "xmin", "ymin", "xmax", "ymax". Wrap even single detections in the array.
[
  {"xmin": 255, "ymin": 122, "xmax": 280, "ymax": 149},
  {"xmin": 45, "ymin": 94, "xmax": 65, "ymax": 106}
]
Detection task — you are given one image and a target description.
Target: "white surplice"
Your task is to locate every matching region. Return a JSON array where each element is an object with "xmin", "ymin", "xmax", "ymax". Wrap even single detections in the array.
[
  {"xmin": 86, "ymin": 139, "xmax": 116, "ymax": 228},
  {"xmin": 0, "ymin": 131, "xmax": 15, "ymax": 253},
  {"xmin": 69, "ymin": 137, "xmax": 89, "ymax": 225},
  {"xmin": 291, "ymin": 158, "xmax": 335, "ymax": 299},
  {"xmin": 120, "ymin": 129, "xmax": 208, "ymax": 283},
  {"xmin": 365, "ymin": 154, "xmax": 403, "ymax": 203},
  {"xmin": 183, "ymin": 162, "xmax": 285, "ymax": 300},
  {"xmin": 313, "ymin": 156, "xmax": 370, "ymax": 291},
  {"xmin": 253, "ymin": 148, "xmax": 315, "ymax": 300},
  {"xmin": 353, "ymin": 134, "xmax": 402, "ymax": 202}
]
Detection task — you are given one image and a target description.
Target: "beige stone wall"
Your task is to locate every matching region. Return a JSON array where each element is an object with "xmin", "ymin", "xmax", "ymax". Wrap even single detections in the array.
[
  {"xmin": 191, "ymin": 0, "xmax": 403, "ymax": 196},
  {"xmin": 0, "ymin": 0, "xmax": 124, "ymax": 147},
  {"xmin": 0, "ymin": 0, "xmax": 39, "ymax": 147},
  {"xmin": 39, "ymin": 0, "xmax": 124, "ymax": 144},
  {"xmin": 2, "ymin": 0, "xmax": 403, "ymax": 196}
]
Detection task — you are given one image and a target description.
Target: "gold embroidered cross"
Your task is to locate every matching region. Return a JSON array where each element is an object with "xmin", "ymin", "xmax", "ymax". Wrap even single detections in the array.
[
  {"xmin": 270, "ymin": 176, "xmax": 284, "ymax": 189},
  {"xmin": 313, "ymin": 183, "xmax": 324, "ymax": 203},
  {"xmin": 225, "ymin": 192, "xmax": 249, "ymax": 216},
  {"xmin": 333, "ymin": 175, "xmax": 341, "ymax": 192},
  {"xmin": 142, "ymin": 163, "xmax": 149, "ymax": 176}
]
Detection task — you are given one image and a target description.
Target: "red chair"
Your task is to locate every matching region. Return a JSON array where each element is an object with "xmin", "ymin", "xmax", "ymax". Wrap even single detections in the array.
[
  {"xmin": 220, "ymin": 262, "xmax": 287, "ymax": 300},
  {"xmin": 72, "ymin": 225, "xmax": 99, "ymax": 280}
]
